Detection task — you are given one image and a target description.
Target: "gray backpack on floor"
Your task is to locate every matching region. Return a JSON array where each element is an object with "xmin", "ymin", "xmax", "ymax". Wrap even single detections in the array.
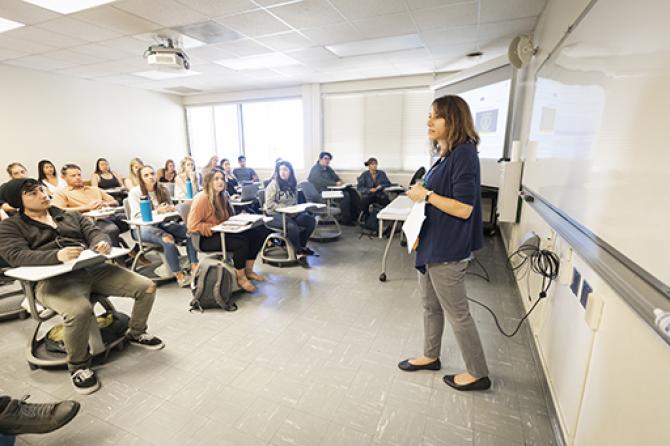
[{"xmin": 189, "ymin": 257, "xmax": 237, "ymax": 312}]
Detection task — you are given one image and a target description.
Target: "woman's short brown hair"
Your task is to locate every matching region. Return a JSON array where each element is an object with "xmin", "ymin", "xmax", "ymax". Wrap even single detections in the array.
[{"xmin": 431, "ymin": 95, "xmax": 479, "ymax": 156}]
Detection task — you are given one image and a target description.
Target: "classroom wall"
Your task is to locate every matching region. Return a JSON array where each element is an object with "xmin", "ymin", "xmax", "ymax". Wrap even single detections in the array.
[
  {"xmin": 503, "ymin": 0, "xmax": 670, "ymax": 445},
  {"xmin": 0, "ymin": 64, "xmax": 187, "ymax": 181}
]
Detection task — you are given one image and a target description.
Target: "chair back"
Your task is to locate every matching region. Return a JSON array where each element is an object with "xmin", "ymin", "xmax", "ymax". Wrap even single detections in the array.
[
  {"xmin": 409, "ymin": 166, "xmax": 426, "ymax": 186},
  {"xmin": 240, "ymin": 183, "xmax": 260, "ymax": 201},
  {"xmin": 298, "ymin": 181, "xmax": 323, "ymax": 204}
]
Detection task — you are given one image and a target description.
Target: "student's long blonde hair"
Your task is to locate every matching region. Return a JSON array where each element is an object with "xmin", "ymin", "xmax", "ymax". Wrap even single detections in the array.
[
  {"xmin": 202, "ymin": 169, "xmax": 229, "ymax": 220},
  {"xmin": 127, "ymin": 157, "xmax": 144, "ymax": 187}
]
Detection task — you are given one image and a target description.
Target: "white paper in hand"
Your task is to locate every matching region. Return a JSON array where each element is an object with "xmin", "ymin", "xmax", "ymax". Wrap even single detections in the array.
[{"xmin": 402, "ymin": 202, "xmax": 426, "ymax": 253}]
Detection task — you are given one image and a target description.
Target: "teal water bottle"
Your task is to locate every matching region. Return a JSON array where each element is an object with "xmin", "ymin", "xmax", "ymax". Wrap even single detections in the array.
[
  {"xmin": 186, "ymin": 178, "xmax": 193, "ymax": 199},
  {"xmin": 139, "ymin": 197, "xmax": 152, "ymax": 222}
]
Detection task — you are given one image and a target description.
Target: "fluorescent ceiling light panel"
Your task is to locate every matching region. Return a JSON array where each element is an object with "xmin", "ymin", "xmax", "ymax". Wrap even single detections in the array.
[
  {"xmin": 132, "ymin": 70, "xmax": 200, "ymax": 80},
  {"xmin": 325, "ymin": 34, "xmax": 423, "ymax": 57},
  {"xmin": 214, "ymin": 53, "xmax": 300, "ymax": 70},
  {"xmin": 22, "ymin": 0, "xmax": 117, "ymax": 15},
  {"xmin": 0, "ymin": 17, "xmax": 25, "ymax": 32}
]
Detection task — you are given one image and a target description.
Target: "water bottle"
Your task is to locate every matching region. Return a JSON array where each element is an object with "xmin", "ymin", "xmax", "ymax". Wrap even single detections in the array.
[
  {"xmin": 186, "ymin": 178, "xmax": 193, "ymax": 199},
  {"xmin": 139, "ymin": 197, "xmax": 152, "ymax": 222}
]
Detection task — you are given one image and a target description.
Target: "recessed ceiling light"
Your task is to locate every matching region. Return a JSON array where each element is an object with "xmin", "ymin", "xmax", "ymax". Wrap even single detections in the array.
[
  {"xmin": 22, "ymin": 0, "xmax": 117, "ymax": 15},
  {"xmin": 0, "ymin": 17, "xmax": 25, "ymax": 33},
  {"xmin": 325, "ymin": 34, "xmax": 423, "ymax": 57},
  {"xmin": 214, "ymin": 53, "xmax": 300, "ymax": 70},
  {"xmin": 132, "ymin": 70, "xmax": 200, "ymax": 80}
]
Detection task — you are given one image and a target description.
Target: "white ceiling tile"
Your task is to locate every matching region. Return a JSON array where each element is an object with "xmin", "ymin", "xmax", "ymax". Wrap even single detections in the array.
[
  {"xmin": 173, "ymin": 0, "xmax": 258, "ymax": 18},
  {"xmin": 405, "ymin": 0, "xmax": 476, "ymax": 11},
  {"xmin": 38, "ymin": 17, "xmax": 123, "ymax": 42},
  {"xmin": 99, "ymin": 36, "xmax": 150, "ymax": 54},
  {"xmin": 113, "ymin": 0, "xmax": 209, "ymax": 28},
  {"xmin": 411, "ymin": 2, "xmax": 478, "ymax": 31},
  {"xmin": 478, "ymin": 17, "xmax": 537, "ymax": 41},
  {"xmin": 6, "ymin": 54, "xmax": 78, "ymax": 70},
  {"xmin": 214, "ymin": 9, "xmax": 290, "ymax": 37},
  {"xmin": 351, "ymin": 12, "xmax": 418, "ymax": 39},
  {"xmin": 255, "ymin": 31, "xmax": 311, "ymax": 51},
  {"xmin": 57, "ymin": 62, "xmax": 123, "ymax": 78},
  {"xmin": 0, "ymin": 33, "xmax": 57, "ymax": 54},
  {"xmin": 0, "ymin": 0, "xmax": 59, "ymax": 25},
  {"xmin": 69, "ymin": 42, "xmax": 133, "ymax": 60},
  {"xmin": 73, "ymin": 5, "xmax": 163, "ymax": 35},
  {"xmin": 97, "ymin": 73, "xmax": 148, "ymax": 84},
  {"xmin": 214, "ymin": 38, "xmax": 272, "ymax": 56},
  {"xmin": 2, "ymin": 26, "xmax": 88, "ymax": 48},
  {"xmin": 480, "ymin": 0, "xmax": 546, "ymax": 23},
  {"xmin": 187, "ymin": 44, "xmax": 239, "ymax": 60},
  {"xmin": 46, "ymin": 49, "xmax": 105, "ymax": 65},
  {"xmin": 419, "ymin": 25, "xmax": 478, "ymax": 51},
  {"xmin": 300, "ymin": 22, "xmax": 362, "ymax": 46},
  {"xmin": 329, "ymin": 0, "xmax": 406, "ymax": 21},
  {"xmin": 0, "ymin": 46, "xmax": 28, "ymax": 60},
  {"xmin": 285, "ymin": 46, "xmax": 339, "ymax": 63},
  {"xmin": 270, "ymin": 0, "xmax": 343, "ymax": 29}
]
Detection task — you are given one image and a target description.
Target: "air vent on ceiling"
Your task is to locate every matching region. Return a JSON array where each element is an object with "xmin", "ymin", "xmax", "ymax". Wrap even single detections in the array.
[
  {"xmin": 172, "ymin": 20, "xmax": 242, "ymax": 45},
  {"xmin": 165, "ymin": 86, "xmax": 203, "ymax": 94}
]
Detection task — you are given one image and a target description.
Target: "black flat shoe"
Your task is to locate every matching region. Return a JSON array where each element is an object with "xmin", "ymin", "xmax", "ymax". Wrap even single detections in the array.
[
  {"xmin": 443, "ymin": 374, "xmax": 491, "ymax": 391},
  {"xmin": 298, "ymin": 256, "xmax": 310, "ymax": 268},
  {"xmin": 398, "ymin": 358, "xmax": 441, "ymax": 372}
]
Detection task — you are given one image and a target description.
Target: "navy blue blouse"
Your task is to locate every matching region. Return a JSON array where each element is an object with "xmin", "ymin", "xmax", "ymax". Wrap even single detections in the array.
[
  {"xmin": 356, "ymin": 170, "xmax": 392, "ymax": 196},
  {"xmin": 415, "ymin": 141, "xmax": 483, "ymax": 272}
]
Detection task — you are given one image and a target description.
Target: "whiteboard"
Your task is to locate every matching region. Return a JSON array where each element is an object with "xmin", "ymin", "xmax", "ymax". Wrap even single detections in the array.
[{"xmin": 523, "ymin": 0, "xmax": 670, "ymax": 285}]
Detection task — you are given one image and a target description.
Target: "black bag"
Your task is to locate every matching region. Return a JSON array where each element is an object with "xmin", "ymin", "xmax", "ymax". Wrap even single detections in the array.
[
  {"xmin": 189, "ymin": 257, "xmax": 237, "ymax": 312},
  {"xmin": 364, "ymin": 206, "xmax": 381, "ymax": 231},
  {"xmin": 45, "ymin": 311, "xmax": 129, "ymax": 354}
]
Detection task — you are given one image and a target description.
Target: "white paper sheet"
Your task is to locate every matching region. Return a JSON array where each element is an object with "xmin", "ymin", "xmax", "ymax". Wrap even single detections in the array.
[{"xmin": 402, "ymin": 202, "xmax": 426, "ymax": 254}]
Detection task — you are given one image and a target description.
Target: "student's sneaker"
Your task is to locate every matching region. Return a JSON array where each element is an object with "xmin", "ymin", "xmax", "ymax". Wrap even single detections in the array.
[
  {"xmin": 70, "ymin": 368, "xmax": 100, "ymax": 395},
  {"xmin": 127, "ymin": 333, "xmax": 165, "ymax": 350},
  {"xmin": 177, "ymin": 275, "xmax": 191, "ymax": 288},
  {"xmin": 0, "ymin": 395, "xmax": 80, "ymax": 435}
]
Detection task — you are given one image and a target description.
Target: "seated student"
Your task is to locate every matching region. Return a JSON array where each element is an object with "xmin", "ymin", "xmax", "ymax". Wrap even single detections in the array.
[
  {"xmin": 307, "ymin": 151, "xmax": 361, "ymax": 225},
  {"xmin": 200, "ymin": 155, "xmax": 219, "ymax": 183},
  {"xmin": 128, "ymin": 165, "xmax": 198, "ymax": 287},
  {"xmin": 37, "ymin": 160, "xmax": 66, "ymax": 195},
  {"xmin": 356, "ymin": 157, "xmax": 392, "ymax": 218},
  {"xmin": 0, "ymin": 178, "xmax": 163, "ymax": 395},
  {"xmin": 158, "ymin": 159, "xmax": 177, "ymax": 183},
  {"xmin": 174, "ymin": 156, "xmax": 199, "ymax": 200},
  {"xmin": 262, "ymin": 157, "xmax": 283, "ymax": 187},
  {"xmin": 123, "ymin": 158, "xmax": 144, "ymax": 191},
  {"xmin": 187, "ymin": 169, "xmax": 269, "ymax": 292},
  {"xmin": 264, "ymin": 161, "xmax": 315, "ymax": 268},
  {"xmin": 91, "ymin": 158, "xmax": 125, "ymax": 191},
  {"xmin": 52, "ymin": 164, "xmax": 127, "ymax": 247},
  {"xmin": 0, "ymin": 162, "xmax": 28, "ymax": 215},
  {"xmin": 219, "ymin": 158, "xmax": 239, "ymax": 196},
  {"xmin": 233, "ymin": 155, "xmax": 259, "ymax": 183}
]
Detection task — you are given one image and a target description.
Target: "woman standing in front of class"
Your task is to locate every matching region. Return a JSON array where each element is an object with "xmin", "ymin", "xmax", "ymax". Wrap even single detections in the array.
[{"xmin": 398, "ymin": 95, "xmax": 491, "ymax": 391}]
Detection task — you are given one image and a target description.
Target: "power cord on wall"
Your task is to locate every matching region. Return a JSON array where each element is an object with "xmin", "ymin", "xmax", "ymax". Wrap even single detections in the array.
[{"xmin": 467, "ymin": 244, "xmax": 560, "ymax": 337}]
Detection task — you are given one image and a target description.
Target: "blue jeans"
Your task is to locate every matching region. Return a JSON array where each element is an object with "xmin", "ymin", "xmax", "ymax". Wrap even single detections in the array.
[
  {"xmin": 136, "ymin": 222, "xmax": 197, "ymax": 273},
  {"xmin": 270, "ymin": 212, "xmax": 316, "ymax": 249}
]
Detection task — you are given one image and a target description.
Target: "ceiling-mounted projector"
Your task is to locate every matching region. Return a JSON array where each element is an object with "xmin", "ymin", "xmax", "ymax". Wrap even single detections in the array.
[
  {"xmin": 508, "ymin": 34, "xmax": 537, "ymax": 69},
  {"xmin": 144, "ymin": 37, "xmax": 190, "ymax": 70}
]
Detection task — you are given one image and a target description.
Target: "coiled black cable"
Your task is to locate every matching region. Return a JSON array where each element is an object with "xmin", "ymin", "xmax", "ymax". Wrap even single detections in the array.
[{"xmin": 467, "ymin": 243, "xmax": 560, "ymax": 337}]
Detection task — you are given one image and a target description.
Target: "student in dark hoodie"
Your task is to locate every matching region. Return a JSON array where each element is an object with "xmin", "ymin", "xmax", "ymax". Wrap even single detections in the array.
[
  {"xmin": 0, "ymin": 178, "xmax": 164, "ymax": 396},
  {"xmin": 307, "ymin": 151, "xmax": 360, "ymax": 225}
]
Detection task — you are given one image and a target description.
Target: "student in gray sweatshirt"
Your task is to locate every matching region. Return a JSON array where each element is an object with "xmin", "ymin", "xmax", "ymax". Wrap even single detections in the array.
[{"xmin": 264, "ymin": 161, "xmax": 315, "ymax": 267}]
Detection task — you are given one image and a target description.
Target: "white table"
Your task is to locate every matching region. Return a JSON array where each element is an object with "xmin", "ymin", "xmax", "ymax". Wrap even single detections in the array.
[
  {"xmin": 376, "ymin": 195, "xmax": 413, "ymax": 282},
  {"xmin": 5, "ymin": 248, "xmax": 129, "ymax": 320},
  {"xmin": 275, "ymin": 203, "xmax": 325, "ymax": 234},
  {"xmin": 83, "ymin": 206, "xmax": 123, "ymax": 219},
  {"xmin": 172, "ymin": 197, "xmax": 192, "ymax": 203},
  {"xmin": 230, "ymin": 200, "xmax": 253, "ymax": 207},
  {"xmin": 327, "ymin": 184, "xmax": 352, "ymax": 190},
  {"xmin": 383, "ymin": 185, "xmax": 406, "ymax": 193}
]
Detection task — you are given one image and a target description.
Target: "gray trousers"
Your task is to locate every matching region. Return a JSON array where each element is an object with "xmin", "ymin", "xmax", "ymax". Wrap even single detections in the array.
[
  {"xmin": 36, "ymin": 264, "xmax": 156, "ymax": 371},
  {"xmin": 419, "ymin": 261, "xmax": 489, "ymax": 378}
]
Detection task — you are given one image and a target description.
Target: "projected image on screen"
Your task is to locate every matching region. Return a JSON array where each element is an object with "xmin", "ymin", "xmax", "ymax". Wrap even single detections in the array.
[{"xmin": 460, "ymin": 79, "xmax": 511, "ymax": 159}]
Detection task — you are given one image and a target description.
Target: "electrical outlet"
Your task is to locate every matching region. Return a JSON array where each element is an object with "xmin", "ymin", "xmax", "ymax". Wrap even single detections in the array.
[{"xmin": 570, "ymin": 267, "xmax": 581, "ymax": 296}]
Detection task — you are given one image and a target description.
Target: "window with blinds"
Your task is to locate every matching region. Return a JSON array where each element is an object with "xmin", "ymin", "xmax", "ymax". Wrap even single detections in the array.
[{"xmin": 322, "ymin": 89, "xmax": 433, "ymax": 171}]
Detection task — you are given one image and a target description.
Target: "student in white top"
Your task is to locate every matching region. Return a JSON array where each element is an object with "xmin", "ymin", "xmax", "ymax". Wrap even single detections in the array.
[
  {"xmin": 37, "ymin": 159, "xmax": 66, "ymax": 195},
  {"xmin": 127, "ymin": 165, "xmax": 198, "ymax": 287}
]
